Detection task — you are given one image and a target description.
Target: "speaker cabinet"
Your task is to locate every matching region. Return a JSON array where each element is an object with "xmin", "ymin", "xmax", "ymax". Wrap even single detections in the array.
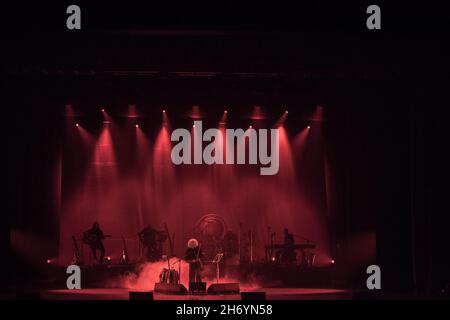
[
  {"xmin": 154, "ymin": 283, "xmax": 188, "ymax": 295},
  {"xmin": 207, "ymin": 283, "xmax": 240, "ymax": 295}
]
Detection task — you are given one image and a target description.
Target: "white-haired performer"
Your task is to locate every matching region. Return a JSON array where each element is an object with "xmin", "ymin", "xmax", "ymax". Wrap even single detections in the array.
[{"xmin": 184, "ymin": 238, "xmax": 204, "ymax": 283}]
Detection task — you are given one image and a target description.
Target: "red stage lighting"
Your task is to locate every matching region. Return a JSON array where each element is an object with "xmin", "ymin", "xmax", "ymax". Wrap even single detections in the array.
[
  {"xmin": 135, "ymin": 124, "xmax": 139, "ymax": 128},
  {"xmin": 65, "ymin": 104, "xmax": 76, "ymax": 117},
  {"xmin": 331, "ymin": 259, "xmax": 335, "ymax": 264},
  {"xmin": 219, "ymin": 110, "xmax": 228, "ymax": 125},
  {"xmin": 46, "ymin": 259, "xmax": 52, "ymax": 264},
  {"xmin": 127, "ymin": 105, "xmax": 138, "ymax": 118},
  {"xmin": 162, "ymin": 109, "xmax": 170, "ymax": 127},
  {"xmin": 75, "ymin": 123, "xmax": 79, "ymax": 127},
  {"xmin": 101, "ymin": 108, "xmax": 112, "ymax": 122},
  {"xmin": 192, "ymin": 124, "xmax": 196, "ymax": 128},
  {"xmin": 189, "ymin": 105, "xmax": 202, "ymax": 119},
  {"xmin": 250, "ymin": 105, "xmax": 266, "ymax": 120},
  {"xmin": 311, "ymin": 105, "xmax": 324, "ymax": 121},
  {"xmin": 274, "ymin": 110, "xmax": 288, "ymax": 127},
  {"xmin": 307, "ymin": 125, "xmax": 311, "ymax": 129}
]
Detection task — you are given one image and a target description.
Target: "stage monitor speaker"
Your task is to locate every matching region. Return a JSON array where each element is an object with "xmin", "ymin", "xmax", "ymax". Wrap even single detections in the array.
[
  {"xmin": 129, "ymin": 291, "xmax": 153, "ymax": 300},
  {"xmin": 16, "ymin": 292, "xmax": 41, "ymax": 300},
  {"xmin": 154, "ymin": 283, "xmax": 188, "ymax": 295},
  {"xmin": 189, "ymin": 282, "xmax": 206, "ymax": 293},
  {"xmin": 207, "ymin": 283, "xmax": 240, "ymax": 295},
  {"xmin": 241, "ymin": 291, "xmax": 266, "ymax": 300}
]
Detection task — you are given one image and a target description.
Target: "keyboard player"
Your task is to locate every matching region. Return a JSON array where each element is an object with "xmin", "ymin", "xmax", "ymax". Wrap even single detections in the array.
[{"xmin": 281, "ymin": 228, "xmax": 296, "ymax": 265}]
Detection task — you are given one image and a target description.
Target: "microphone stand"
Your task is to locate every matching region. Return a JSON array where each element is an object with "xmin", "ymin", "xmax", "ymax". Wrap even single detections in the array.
[{"xmin": 171, "ymin": 258, "xmax": 182, "ymax": 284}]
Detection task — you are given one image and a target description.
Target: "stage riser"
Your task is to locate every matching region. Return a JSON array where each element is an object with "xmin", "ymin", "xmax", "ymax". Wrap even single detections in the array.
[{"xmin": 46, "ymin": 264, "xmax": 335, "ymax": 289}]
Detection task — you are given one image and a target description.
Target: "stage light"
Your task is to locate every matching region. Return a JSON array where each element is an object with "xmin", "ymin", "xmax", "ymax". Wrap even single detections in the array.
[
  {"xmin": 163, "ymin": 110, "xmax": 166, "ymax": 113},
  {"xmin": 135, "ymin": 124, "xmax": 139, "ymax": 128},
  {"xmin": 219, "ymin": 110, "xmax": 228, "ymax": 125},
  {"xmin": 307, "ymin": 125, "xmax": 311, "ymax": 129},
  {"xmin": 274, "ymin": 110, "xmax": 288, "ymax": 127},
  {"xmin": 75, "ymin": 123, "xmax": 79, "ymax": 127},
  {"xmin": 192, "ymin": 124, "xmax": 196, "ymax": 128},
  {"xmin": 249, "ymin": 125, "xmax": 252, "ymax": 129},
  {"xmin": 127, "ymin": 104, "xmax": 138, "ymax": 118},
  {"xmin": 271, "ymin": 256, "xmax": 276, "ymax": 262},
  {"xmin": 331, "ymin": 259, "xmax": 335, "ymax": 264},
  {"xmin": 101, "ymin": 108, "xmax": 105, "ymax": 112},
  {"xmin": 46, "ymin": 259, "xmax": 52, "ymax": 264},
  {"xmin": 250, "ymin": 105, "xmax": 266, "ymax": 120}
]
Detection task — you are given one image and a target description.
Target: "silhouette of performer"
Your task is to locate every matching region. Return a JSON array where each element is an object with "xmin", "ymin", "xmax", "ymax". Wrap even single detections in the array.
[
  {"xmin": 282, "ymin": 228, "xmax": 296, "ymax": 265},
  {"xmin": 184, "ymin": 238, "xmax": 204, "ymax": 283},
  {"xmin": 83, "ymin": 222, "xmax": 106, "ymax": 264}
]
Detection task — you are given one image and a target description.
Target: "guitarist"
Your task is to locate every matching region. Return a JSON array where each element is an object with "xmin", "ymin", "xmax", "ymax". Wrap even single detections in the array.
[
  {"xmin": 184, "ymin": 238, "xmax": 204, "ymax": 283},
  {"xmin": 83, "ymin": 222, "xmax": 107, "ymax": 264}
]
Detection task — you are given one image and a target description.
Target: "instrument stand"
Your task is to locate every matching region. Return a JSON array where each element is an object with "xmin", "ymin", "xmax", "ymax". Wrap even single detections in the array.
[
  {"xmin": 211, "ymin": 253, "xmax": 224, "ymax": 283},
  {"xmin": 119, "ymin": 235, "xmax": 129, "ymax": 264}
]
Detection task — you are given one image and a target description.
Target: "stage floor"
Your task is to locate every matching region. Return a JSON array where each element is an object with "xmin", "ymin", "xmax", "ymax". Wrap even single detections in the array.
[{"xmin": 37, "ymin": 287, "xmax": 352, "ymax": 300}]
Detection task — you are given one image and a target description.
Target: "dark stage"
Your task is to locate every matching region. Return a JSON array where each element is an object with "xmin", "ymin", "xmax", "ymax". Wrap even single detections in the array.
[
  {"xmin": 2, "ymin": 2, "xmax": 450, "ymax": 304},
  {"xmin": 8, "ymin": 288, "xmax": 353, "ymax": 301}
]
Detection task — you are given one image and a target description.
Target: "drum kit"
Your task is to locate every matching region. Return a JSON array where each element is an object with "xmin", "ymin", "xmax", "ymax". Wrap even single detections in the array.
[{"xmin": 159, "ymin": 255, "xmax": 181, "ymax": 284}]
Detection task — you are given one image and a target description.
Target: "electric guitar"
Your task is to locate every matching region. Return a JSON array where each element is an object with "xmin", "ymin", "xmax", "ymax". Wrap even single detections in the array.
[{"xmin": 82, "ymin": 232, "xmax": 111, "ymax": 245}]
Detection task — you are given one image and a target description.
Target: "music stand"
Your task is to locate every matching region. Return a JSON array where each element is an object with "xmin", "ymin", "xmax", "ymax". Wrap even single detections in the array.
[{"xmin": 212, "ymin": 253, "xmax": 224, "ymax": 283}]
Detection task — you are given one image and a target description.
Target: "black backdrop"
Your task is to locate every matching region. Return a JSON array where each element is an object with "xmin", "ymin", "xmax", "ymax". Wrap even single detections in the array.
[{"xmin": 3, "ymin": 1, "xmax": 450, "ymax": 294}]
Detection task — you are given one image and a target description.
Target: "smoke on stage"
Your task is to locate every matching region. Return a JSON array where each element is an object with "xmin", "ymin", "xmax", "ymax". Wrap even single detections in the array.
[{"xmin": 106, "ymin": 260, "xmax": 260, "ymax": 291}]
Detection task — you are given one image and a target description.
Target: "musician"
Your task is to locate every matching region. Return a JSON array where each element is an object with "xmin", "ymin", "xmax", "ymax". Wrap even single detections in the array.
[
  {"xmin": 284, "ymin": 228, "xmax": 295, "ymax": 245},
  {"xmin": 282, "ymin": 228, "xmax": 296, "ymax": 265},
  {"xmin": 184, "ymin": 238, "xmax": 204, "ymax": 283},
  {"xmin": 84, "ymin": 222, "xmax": 106, "ymax": 264}
]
